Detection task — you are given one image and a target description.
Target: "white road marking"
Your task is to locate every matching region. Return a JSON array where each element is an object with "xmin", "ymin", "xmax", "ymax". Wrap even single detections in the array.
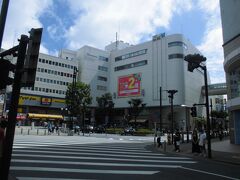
[
  {"xmin": 11, "ymin": 166, "xmax": 159, "ymax": 175},
  {"xmin": 12, "ymin": 154, "xmax": 197, "ymax": 163},
  {"xmin": 181, "ymin": 167, "xmax": 240, "ymax": 180},
  {"xmin": 12, "ymin": 159, "xmax": 182, "ymax": 168}
]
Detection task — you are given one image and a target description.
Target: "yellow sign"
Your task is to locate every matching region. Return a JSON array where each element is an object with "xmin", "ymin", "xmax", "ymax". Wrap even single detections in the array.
[{"xmin": 18, "ymin": 94, "xmax": 65, "ymax": 105}]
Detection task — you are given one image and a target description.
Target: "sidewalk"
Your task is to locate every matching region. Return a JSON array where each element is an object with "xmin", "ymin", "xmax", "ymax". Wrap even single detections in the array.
[{"xmin": 147, "ymin": 137, "xmax": 240, "ymax": 166}]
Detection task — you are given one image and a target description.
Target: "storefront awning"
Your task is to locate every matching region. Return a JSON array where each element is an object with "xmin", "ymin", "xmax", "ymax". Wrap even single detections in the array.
[
  {"xmin": 129, "ymin": 119, "xmax": 148, "ymax": 123},
  {"xmin": 27, "ymin": 113, "xmax": 63, "ymax": 120}
]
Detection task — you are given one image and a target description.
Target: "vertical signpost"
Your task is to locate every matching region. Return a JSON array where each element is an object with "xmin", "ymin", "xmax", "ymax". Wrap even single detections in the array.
[{"xmin": 0, "ymin": 28, "xmax": 42, "ymax": 179}]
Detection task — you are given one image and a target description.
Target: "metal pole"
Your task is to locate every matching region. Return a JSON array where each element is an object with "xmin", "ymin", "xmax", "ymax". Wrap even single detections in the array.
[
  {"xmin": 171, "ymin": 97, "xmax": 174, "ymax": 144},
  {"xmin": 203, "ymin": 66, "xmax": 212, "ymax": 159},
  {"xmin": 160, "ymin": 86, "xmax": 162, "ymax": 132},
  {"xmin": 210, "ymin": 98, "xmax": 213, "ymax": 129},
  {"xmin": 186, "ymin": 107, "xmax": 189, "ymax": 143},
  {"xmin": 0, "ymin": 35, "xmax": 28, "ymax": 179},
  {"xmin": 0, "ymin": 0, "xmax": 10, "ymax": 49}
]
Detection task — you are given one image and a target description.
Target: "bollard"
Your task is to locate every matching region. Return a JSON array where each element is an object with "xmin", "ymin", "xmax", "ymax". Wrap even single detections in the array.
[
  {"xmin": 21, "ymin": 128, "xmax": 23, "ymax": 134},
  {"xmin": 37, "ymin": 129, "xmax": 39, "ymax": 135},
  {"xmin": 28, "ymin": 129, "xmax": 30, "ymax": 135},
  {"xmin": 164, "ymin": 140, "xmax": 167, "ymax": 152},
  {"xmin": 44, "ymin": 129, "xmax": 46, "ymax": 135}
]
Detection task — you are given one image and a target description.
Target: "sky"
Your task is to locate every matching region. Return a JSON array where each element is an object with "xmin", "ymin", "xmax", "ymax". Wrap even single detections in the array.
[{"xmin": 0, "ymin": 0, "xmax": 225, "ymax": 84}]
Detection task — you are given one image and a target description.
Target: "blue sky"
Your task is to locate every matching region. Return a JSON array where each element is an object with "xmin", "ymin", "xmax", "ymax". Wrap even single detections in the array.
[{"xmin": 1, "ymin": 0, "xmax": 224, "ymax": 83}]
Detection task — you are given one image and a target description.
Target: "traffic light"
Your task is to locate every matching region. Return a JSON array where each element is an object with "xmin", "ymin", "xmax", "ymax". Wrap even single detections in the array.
[
  {"xmin": 190, "ymin": 106, "xmax": 197, "ymax": 117},
  {"xmin": 0, "ymin": 59, "xmax": 16, "ymax": 90},
  {"xmin": 21, "ymin": 28, "xmax": 43, "ymax": 87},
  {"xmin": 184, "ymin": 54, "xmax": 206, "ymax": 72}
]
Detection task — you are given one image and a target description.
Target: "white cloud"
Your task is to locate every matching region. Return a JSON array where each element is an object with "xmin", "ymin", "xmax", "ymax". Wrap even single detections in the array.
[
  {"xmin": 65, "ymin": 0, "xmax": 193, "ymax": 50},
  {"xmin": 197, "ymin": 0, "xmax": 225, "ymax": 84},
  {"xmin": 1, "ymin": 0, "xmax": 53, "ymax": 52}
]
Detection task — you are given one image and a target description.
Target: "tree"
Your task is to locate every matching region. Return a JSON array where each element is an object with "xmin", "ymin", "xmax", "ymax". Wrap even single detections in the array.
[
  {"xmin": 65, "ymin": 81, "xmax": 92, "ymax": 134},
  {"xmin": 96, "ymin": 93, "xmax": 114, "ymax": 126},
  {"xmin": 128, "ymin": 98, "xmax": 146, "ymax": 129}
]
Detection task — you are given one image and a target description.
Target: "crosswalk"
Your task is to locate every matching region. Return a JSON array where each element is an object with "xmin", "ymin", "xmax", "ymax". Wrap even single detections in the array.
[{"xmin": 10, "ymin": 136, "xmax": 197, "ymax": 180}]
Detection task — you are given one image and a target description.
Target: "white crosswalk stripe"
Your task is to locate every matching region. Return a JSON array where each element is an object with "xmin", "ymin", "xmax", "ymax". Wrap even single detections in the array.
[{"xmin": 11, "ymin": 135, "xmax": 197, "ymax": 180}]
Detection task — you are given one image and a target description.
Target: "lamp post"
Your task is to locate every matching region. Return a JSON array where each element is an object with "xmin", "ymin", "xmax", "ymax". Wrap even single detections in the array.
[
  {"xmin": 184, "ymin": 54, "xmax": 212, "ymax": 158},
  {"xmin": 167, "ymin": 90, "xmax": 178, "ymax": 144}
]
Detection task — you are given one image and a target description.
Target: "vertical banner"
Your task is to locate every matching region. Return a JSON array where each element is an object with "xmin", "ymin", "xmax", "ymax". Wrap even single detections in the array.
[{"xmin": 118, "ymin": 73, "xmax": 141, "ymax": 97}]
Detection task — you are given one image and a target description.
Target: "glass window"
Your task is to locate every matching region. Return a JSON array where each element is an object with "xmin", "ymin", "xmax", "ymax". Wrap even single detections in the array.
[
  {"xmin": 42, "ymin": 59, "xmax": 45, "ymax": 63},
  {"xmin": 168, "ymin": 41, "xmax": 187, "ymax": 49},
  {"xmin": 39, "ymin": 58, "xmax": 41, "ymax": 62},
  {"xmin": 97, "ymin": 76, "xmax": 107, "ymax": 81},
  {"xmin": 115, "ymin": 60, "xmax": 148, "ymax": 71},
  {"xmin": 98, "ymin": 66, "xmax": 108, "ymax": 72},
  {"xmin": 97, "ymin": 85, "xmax": 107, "ymax": 91},
  {"xmin": 168, "ymin": 54, "xmax": 184, "ymax": 59},
  {"xmin": 115, "ymin": 49, "xmax": 147, "ymax": 62}
]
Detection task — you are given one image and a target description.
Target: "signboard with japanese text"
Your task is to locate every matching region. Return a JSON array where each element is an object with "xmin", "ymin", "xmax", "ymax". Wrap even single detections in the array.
[
  {"xmin": 41, "ymin": 97, "xmax": 52, "ymax": 105},
  {"xmin": 118, "ymin": 73, "xmax": 141, "ymax": 97}
]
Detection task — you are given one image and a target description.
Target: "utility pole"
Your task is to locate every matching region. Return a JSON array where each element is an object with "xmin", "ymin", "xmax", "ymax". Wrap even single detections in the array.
[
  {"xmin": 184, "ymin": 54, "xmax": 212, "ymax": 158},
  {"xmin": 167, "ymin": 90, "xmax": 178, "ymax": 144},
  {"xmin": 0, "ymin": 0, "xmax": 10, "ymax": 49},
  {"xmin": 159, "ymin": 86, "xmax": 162, "ymax": 132},
  {"xmin": 0, "ymin": 35, "xmax": 28, "ymax": 179}
]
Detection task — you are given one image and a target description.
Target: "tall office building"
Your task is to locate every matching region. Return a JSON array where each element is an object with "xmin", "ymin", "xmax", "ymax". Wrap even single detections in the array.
[{"xmin": 220, "ymin": 0, "xmax": 240, "ymax": 144}]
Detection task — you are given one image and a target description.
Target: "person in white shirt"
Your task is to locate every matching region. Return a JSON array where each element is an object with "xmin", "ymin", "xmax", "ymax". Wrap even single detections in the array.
[{"xmin": 199, "ymin": 129, "xmax": 206, "ymax": 157}]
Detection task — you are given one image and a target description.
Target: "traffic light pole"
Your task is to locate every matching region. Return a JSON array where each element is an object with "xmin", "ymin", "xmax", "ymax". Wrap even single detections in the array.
[
  {"xmin": 202, "ymin": 65, "xmax": 212, "ymax": 158},
  {"xmin": 0, "ymin": 35, "xmax": 28, "ymax": 179}
]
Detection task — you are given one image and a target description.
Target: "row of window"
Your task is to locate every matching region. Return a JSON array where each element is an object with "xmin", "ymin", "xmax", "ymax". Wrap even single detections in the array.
[
  {"xmin": 114, "ymin": 60, "xmax": 148, "ymax": 71},
  {"xmin": 168, "ymin": 54, "xmax": 184, "ymax": 59},
  {"xmin": 115, "ymin": 49, "xmax": 147, "ymax": 62},
  {"xmin": 98, "ymin": 65, "xmax": 108, "ymax": 72},
  {"xmin": 87, "ymin": 53, "xmax": 109, "ymax": 62},
  {"xmin": 38, "ymin": 58, "xmax": 77, "ymax": 69},
  {"xmin": 97, "ymin": 76, "xmax": 107, "ymax": 81},
  {"xmin": 23, "ymin": 87, "xmax": 66, "ymax": 95},
  {"xmin": 37, "ymin": 68, "xmax": 74, "ymax": 78},
  {"xmin": 97, "ymin": 85, "xmax": 107, "ymax": 91},
  {"xmin": 36, "ymin": 77, "xmax": 70, "ymax": 86},
  {"xmin": 168, "ymin": 41, "xmax": 187, "ymax": 49}
]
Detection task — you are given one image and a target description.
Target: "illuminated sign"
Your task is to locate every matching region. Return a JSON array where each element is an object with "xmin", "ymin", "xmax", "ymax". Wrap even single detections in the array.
[
  {"xmin": 41, "ymin": 97, "xmax": 52, "ymax": 105},
  {"xmin": 118, "ymin": 73, "xmax": 141, "ymax": 97}
]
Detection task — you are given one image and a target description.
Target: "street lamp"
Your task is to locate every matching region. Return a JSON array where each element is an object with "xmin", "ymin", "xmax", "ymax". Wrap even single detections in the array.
[
  {"xmin": 167, "ymin": 90, "xmax": 178, "ymax": 144},
  {"xmin": 184, "ymin": 54, "xmax": 212, "ymax": 158}
]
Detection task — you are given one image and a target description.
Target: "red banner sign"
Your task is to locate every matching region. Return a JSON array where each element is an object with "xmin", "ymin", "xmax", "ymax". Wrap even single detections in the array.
[{"xmin": 118, "ymin": 73, "xmax": 141, "ymax": 97}]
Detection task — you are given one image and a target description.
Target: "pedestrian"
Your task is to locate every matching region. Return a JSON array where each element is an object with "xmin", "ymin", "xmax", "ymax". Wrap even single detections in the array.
[
  {"xmin": 157, "ymin": 135, "xmax": 162, "ymax": 148},
  {"xmin": 219, "ymin": 130, "xmax": 223, "ymax": 141},
  {"xmin": 192, "ymin": 128, "xmax": 200, "ymax": 155},
  {"xmin": 199, "ymin": 129, "xmax": 207, "ymax": 157},
  {"xmin": 175, "ymin": 129, "xmax": 181, "ymax": 152},
  {"xmin": 167, "ymin": 132, "xmax": 171, "ymax": 145}
]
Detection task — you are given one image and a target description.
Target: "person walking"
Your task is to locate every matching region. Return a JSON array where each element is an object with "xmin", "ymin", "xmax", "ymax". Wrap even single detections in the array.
[
  {"xmin": 192, "ymin": 128, "xmax": 200, "ymax": 155},
  {"xmin": 199, "ymin": 129, "xmax": 207, "ymax": 157},
  {"xmin": 175, "ymin": 129, "xmax": 181, "ymax": 152},
  {"xmin": 157, "ymin": 135, "xmax": 162, "ymax": 148}
]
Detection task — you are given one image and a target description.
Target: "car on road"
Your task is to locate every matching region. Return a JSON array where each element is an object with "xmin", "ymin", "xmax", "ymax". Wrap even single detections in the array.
[{"xmin": 121, "ymin": 127, "xmax": 135, "ymax": 135}]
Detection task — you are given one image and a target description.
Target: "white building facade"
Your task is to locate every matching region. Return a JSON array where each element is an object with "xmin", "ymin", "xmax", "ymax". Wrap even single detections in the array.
[
  {"xmin": 220, "ymin": 0, "xmax": 240, "ymax": 144},
  {"xmin": 74, "ymin": 34, "xmax": 205, "ymax": 130}
]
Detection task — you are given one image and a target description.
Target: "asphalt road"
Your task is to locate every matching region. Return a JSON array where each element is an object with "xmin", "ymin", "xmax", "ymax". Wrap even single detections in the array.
[{"xmin": 10, "ymin": 135, "xmax": 240, "ymax": 180}]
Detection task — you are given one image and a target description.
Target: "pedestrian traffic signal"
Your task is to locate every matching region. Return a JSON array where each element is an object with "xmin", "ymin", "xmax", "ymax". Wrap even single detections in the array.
[
  {"xmin": 0, "ymin": 59, "xmax": 16, "ymax": 90},
  {"xmin": 21, "ymin": 28, "xmax": 43, "ymax": 87},
  {"xmin": 190, "ymin": 106, "xmax": 197, "ymax": 117}
]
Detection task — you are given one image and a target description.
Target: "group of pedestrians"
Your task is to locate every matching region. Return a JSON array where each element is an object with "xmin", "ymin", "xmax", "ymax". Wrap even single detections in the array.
[{"xmin": 192, "ymin": 128, "xmax": 207, "ymax": 157}]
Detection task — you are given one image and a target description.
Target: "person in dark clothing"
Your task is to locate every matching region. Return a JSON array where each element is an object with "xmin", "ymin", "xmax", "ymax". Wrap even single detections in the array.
[
  {"xmin": 175, "ymin": 129, "xmax": 181, "ymax": 152},
  {"xmin": 192, "ymin": 128, "xmax": 200, "ymax": 154},
  {"xmin": 157, "ymin": 136, "xmax": 162, "ymax": 148}
]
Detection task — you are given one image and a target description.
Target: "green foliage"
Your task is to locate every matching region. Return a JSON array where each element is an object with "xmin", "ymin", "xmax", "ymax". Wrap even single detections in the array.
[
  {"xmin": 65, "ymin": 81, "xmax": 92, "ymax": 115},
  {"xmin": 96, "ymin": 93, "xmax": 113, "ymax": 108},
  {"xmin": 211, "ymin": 110, "xmax": 228, "ymax": 118}
]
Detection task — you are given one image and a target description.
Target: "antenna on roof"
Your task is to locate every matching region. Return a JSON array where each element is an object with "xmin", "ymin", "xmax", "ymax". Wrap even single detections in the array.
[{"xmin": 116, "ymin": 32, "xmax": 118, "ymax": 48}]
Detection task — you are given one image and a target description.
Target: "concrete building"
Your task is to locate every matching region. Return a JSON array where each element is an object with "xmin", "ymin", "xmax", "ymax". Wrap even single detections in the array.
[
  {"xmin": 220, "ymin": 0, "xmax": 240, "ymax": 144},
  {"xmin": 75, "ymin": 33, "xmax": 205, "ymax": 130},
  {"xmin": 3, "ymin": 33, "xmax": 205, "ymax": 130}
]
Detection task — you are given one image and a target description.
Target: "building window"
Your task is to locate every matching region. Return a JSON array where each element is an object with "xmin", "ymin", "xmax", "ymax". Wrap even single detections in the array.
[
  {"xmin": 97, "ymin": 85, "xmax": 107, "ymax": 91},
  {"xmin": 114, "ymin": 60, "xmax": 148, "ymax": 71},
  {"xmin": 99, "ymin": 56, "xmax": 108, "ymax": 62},
  {"xmin": 168, "ymin": 54, "xmax": 184, "ymax": 59},
  {"xmin": 115, "ymin": 49, "xmax": 147, "ymax": 62},
  {"xmin": 168, "ymin": 41, "xmax": 187, "ymax": 49},
  {"xmin": 98, "ymin": 66, "xmax": 108, "ymax": 72},
  {"xmin": 97, "ymin": 76, "xmax": 107, "ymax": 81}
]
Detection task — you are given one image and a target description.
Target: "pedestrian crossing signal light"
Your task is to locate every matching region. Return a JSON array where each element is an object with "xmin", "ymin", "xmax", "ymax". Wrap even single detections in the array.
[
  {"xmin": 190, "ymin": 106, "xmax": 197, "ymax": 117},
  {"xmin": 0, "ymin": 59, "xmax": 16, "ymax": 90}
]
